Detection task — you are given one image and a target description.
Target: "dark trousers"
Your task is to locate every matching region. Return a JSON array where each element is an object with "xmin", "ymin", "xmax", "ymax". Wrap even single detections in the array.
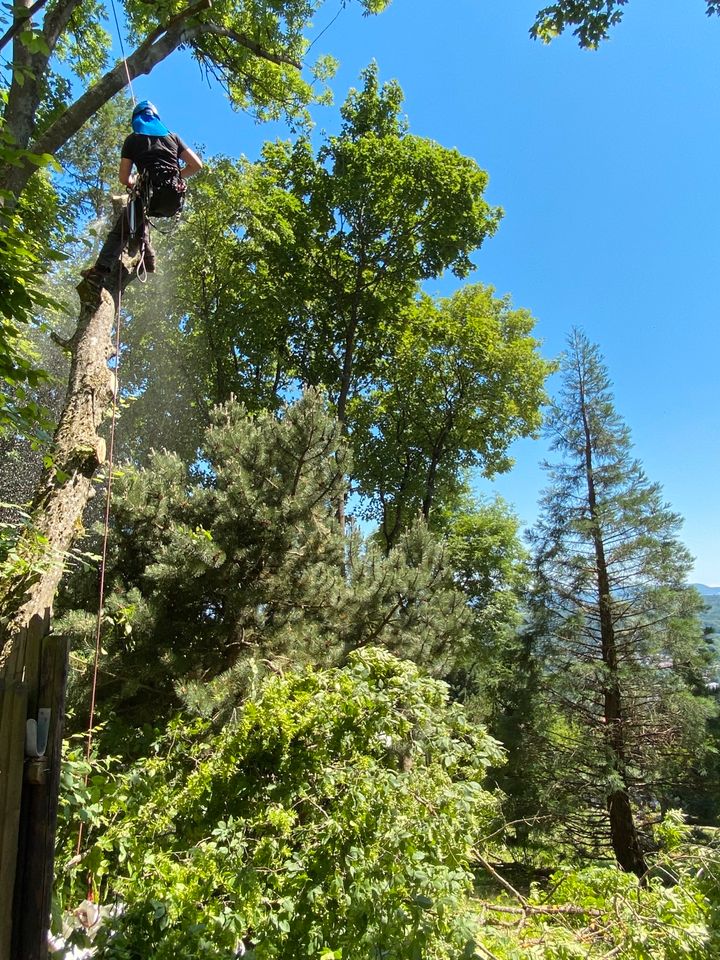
[{"xmin": 95, "ymin": 201, "xmax": 154, "ymax": 272}]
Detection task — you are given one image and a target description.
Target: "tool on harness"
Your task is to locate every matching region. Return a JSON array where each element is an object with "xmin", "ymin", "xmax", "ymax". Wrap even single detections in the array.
[
  {"xmin": 127, "ymin": 170, "xmax": 187, "ymax": 280},
  {"xmin": 129, "ymin": 168, "xmax": 187, "ymax": 225}
]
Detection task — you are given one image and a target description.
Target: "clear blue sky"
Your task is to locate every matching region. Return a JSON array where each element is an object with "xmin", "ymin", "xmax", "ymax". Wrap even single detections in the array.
[{"xmin": 126, "ymin": 0, "xmax": 720, "ymax": 584}]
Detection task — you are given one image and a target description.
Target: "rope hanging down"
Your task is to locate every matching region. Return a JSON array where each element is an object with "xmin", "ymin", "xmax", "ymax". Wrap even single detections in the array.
[
  {"xmin": 77, "ymin": 0, "xmax": 138, "ymax": 843},
  {"xmin": 76, "ymin": 217, "xmax": 126, "ymax": 864},
  {"xmin": 110, "ymin": 0, "xmax": 137, "ymax": 106}
]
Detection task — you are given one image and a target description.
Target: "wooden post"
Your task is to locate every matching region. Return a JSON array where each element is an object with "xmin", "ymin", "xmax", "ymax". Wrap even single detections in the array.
[
  {"xmin": 11, "ymin": 630, "xmax": 69, "ymax": 959},
  {"xmin": 0, "ymin": 636, "xmax": 30, "ymax": 958}
]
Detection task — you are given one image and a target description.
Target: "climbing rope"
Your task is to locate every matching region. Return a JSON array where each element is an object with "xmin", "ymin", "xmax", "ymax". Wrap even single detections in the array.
[
  {"xmin": 109, "ymin": 0, "xmax": 137, "ymax": 106},
  {"xmin": 75, "ymin": 216, "xmax": 126, "ymax": 865},
  {"xmin": 77, "ymin": 0, "xmax": 138, "ymax": 828}
]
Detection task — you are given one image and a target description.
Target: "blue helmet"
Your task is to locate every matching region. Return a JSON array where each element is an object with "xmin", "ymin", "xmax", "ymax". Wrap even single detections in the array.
[{"xmin": 131, "ymin": 100, "xmax": 169, "ymax": 137}]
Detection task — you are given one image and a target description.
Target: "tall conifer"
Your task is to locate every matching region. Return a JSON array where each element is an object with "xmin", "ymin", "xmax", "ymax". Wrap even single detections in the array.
[{"xmin": 528, "ymin": 330, "xmax": 715, "ymax": 875}]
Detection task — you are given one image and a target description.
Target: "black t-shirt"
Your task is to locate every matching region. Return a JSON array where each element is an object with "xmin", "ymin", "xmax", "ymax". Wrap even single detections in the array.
[{"xmin": 121, "ymin": 132, "xmax": 189, "ymax": 179}]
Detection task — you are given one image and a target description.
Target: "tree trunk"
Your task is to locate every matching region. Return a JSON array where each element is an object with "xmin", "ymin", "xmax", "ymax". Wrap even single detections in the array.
[
  {"xmin": 1, "ymin": 269, "xmax": 132, "ymax": 656},
  {"xmin": 421, "ymin": 418, "xmax": 453, "ymax": 522},
  {"xmin": 579, "ymin": 378, "xmax": 647, "ymax": 879},
  {"xmin": 0, "ymin": 0, "xmax": 50, "ymax": 56},
  {"xmin": 0, "ymin": 260, "xmax": 134, "ymax": 955},
  {"xmin": 4, "ymin": 1, "xmax": 51, "ymax": 156},
  {"xmin": 335, "ymin": 313, "xmax": 358, "ymax": 535}
]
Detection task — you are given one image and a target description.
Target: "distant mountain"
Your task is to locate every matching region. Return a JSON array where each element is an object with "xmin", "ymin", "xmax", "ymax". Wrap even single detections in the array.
[{"xmin": 692, "ymin": 583, "xmax": 720, "ymax": 596}]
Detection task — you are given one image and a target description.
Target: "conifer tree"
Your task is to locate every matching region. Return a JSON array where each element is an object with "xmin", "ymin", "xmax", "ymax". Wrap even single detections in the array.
[
  {"xmin": 58, "ymin": 392, "xmax": 471, "ymax": 749},
  {"xmin": 528, "ymin": 329, "xmax": 715, "ymax": 876}
]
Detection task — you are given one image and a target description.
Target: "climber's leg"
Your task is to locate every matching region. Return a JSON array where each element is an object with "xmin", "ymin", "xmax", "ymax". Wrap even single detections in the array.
[
  {"xmin": 95, "ymin": 210, "xmax": 130, "ymax": 272},
  {"xmin": 81, "ymin": 209, "xmax": 130, "ymax": 284},
  {"xmin": 140, "ymin": 213, "xmax": 156, "ymax": 273}
]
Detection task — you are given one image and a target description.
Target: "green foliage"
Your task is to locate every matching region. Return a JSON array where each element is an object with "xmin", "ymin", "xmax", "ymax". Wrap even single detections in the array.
[
  {"xmin": 0, "ymin": 127, "xmax": 62, "ymax": 440},
  {"xmin": 481, "ymin": 856, "xmax": 718, "ymax": 958},
  {"xmin": 58, "ymin": 392, "xmax": 472, "ymax": 743},
  {"xmin": 246, "ymin": 64, "xmax": 501, "ymax": 425},
  {"xmin": 439, "ymin": 497, "xmax": 530, "ymax": 715},
  {"xmin": 0, "ymin": 502, "xmax": 50, "ymax": 596},
  {"xmin": 445, "ymin": 497, "xmax": 526, "ymax": 631},
  {"xmin": 115, "ymin": 71, "xmax": 548, "ymax": 541},
  {"xmin": 531, "ymin": 1, "xmax": 720, "ymax": 47},
  {"xmin": 133, "ymin": 65, "xmax": 501, "ymax": 435},
  {"xmin": 122, "ymin": 0, "xmax": 391, "ymax": 124},
  {"xmin": 0, "ymin": 0, "xmax": 393, "ymax": 185},
  {"xmin": 531, "ymin": 0, "xmax": 630, "ymax": 46},
  {"xmin": 56, "ymin": 648, "xmax": 504, "ymax": 959},
  {"xmin": 351, "ymin": 286, "xmax": 551, "ymax": 546}
]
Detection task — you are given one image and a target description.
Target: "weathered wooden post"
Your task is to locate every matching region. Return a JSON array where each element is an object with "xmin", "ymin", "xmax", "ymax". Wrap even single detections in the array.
[{"xmin": 11, "ymin": 626, "xmax": 69, "ymax": 959}]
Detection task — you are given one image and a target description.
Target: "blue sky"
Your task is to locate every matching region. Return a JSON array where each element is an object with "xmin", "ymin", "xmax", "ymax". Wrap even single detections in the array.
[{"xmin": 126, "ymin": 0, "xmax": 720, "ymax": 584}]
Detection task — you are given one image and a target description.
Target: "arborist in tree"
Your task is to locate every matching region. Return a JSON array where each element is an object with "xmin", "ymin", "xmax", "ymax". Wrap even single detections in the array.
[{"xmin": 81, "ymin": 100, "xmax": 202, "ymax": 285}]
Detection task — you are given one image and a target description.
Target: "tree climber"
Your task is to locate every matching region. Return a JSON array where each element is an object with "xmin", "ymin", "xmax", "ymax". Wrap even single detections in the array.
[{"xmin": 81, "ymin": 100, "xmax": 202, "ymax": 285}]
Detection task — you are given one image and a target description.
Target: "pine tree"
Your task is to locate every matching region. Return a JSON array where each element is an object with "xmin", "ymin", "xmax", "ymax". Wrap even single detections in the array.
[
  {"xmin": 528, "ymin": 329, "xmax": 715, "ymax": 876},
  {"xmin": 58, "ymin": 391, "xmax": 471, "ymax": 751}
]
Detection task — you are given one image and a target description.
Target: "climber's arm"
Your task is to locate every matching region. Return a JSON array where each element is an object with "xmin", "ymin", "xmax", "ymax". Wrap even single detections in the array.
[
  {"xmin": 179, "ymin": 147, "xmax": 203, "ymax": 179},
  {"xmin": 119, "ymin": 157, "xmax": 136, "ymax": 188}
]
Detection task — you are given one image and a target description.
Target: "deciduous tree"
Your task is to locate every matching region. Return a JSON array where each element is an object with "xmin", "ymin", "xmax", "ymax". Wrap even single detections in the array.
[
  {"xmin": 237, "ymin": 65, "xmax": 502, "ymax": 432},
  {"xmin": 351, "ymin": 286, "xmax": 551, "ymax": 549},
  {"xmin": 0, "ymin": 0, "xmax": 390, "ymax": 197}
]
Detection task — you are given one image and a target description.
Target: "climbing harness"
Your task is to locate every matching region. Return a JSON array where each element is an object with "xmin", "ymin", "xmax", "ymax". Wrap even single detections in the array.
[
  {"xmin": 127, "ymin": 169, "xmax": 186, "ymax": 282},
  {"xmin": 130, "ymin": 168, "xmax": 187, "ymax": 222}
]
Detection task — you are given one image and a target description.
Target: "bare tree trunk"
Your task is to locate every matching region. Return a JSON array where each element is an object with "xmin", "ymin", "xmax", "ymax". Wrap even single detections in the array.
[
  {"xmin": 1, "ymin": 270, "xmax": 132, "ymax": 657},
  {"xmin": 335, "ymin": 313, "xmax": 358, "ymax": 536},
  {"xmin": 0, "ymin": 260, "xmax": 134, "ymax": 955}
]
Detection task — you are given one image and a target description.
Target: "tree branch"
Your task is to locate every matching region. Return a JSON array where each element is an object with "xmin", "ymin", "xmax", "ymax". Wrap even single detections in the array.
[
  {"xmin": 476, "ymin": 854, "xmax": 528, "ymax": 906},
  {"xmin": 29, "ymin": 0, "xmax": 301, "ymax": 162},
  {"xmin": 201, "ymin": 22, "xmax": 302, "ymax": 69},
  {"xmin": 29, "ymin": 1, "xmax": 213, "ymax": 160},
  {"xmin": 41, "ymin": 0, "xmax": 84, "ymax": 50},
  {"xmin": 0, "ymin": 0, "xmax": 49, "ymax": 53}
]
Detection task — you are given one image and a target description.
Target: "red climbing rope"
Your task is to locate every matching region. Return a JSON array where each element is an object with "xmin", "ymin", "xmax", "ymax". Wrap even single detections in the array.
[
  {"xmin": 76, "ymin": 217, "xmax": 126, "ymax": 864},
  {"xmin": 74, "ymin": 0, "xmax": 137, "ymax": 889}
]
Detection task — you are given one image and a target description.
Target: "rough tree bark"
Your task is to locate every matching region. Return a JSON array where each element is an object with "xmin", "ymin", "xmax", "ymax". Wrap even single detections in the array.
[{"xmin": 0, "ymin": 256, "xmax": 135, "ymax": 956}]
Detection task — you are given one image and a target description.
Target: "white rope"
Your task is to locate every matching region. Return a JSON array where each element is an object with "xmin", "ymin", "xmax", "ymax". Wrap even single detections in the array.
[{"xmin": 110, "ymin": 0, "xmax": 137, "ymax": 106}]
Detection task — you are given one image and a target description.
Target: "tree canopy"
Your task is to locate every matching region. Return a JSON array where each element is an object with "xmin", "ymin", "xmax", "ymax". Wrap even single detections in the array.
[
  {"xmin": 0, "ymin": 0, "xmax": 391, "ymax": 197},
  {"xmin": 1, "ymin": 6, "xmax": 719, "ymax": 956}
]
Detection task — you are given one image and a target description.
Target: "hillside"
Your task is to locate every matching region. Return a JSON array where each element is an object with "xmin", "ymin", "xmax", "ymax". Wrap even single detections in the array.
[{"xmin": 700, "ymin": 595, "xmax": 720, "ymax": 637}]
